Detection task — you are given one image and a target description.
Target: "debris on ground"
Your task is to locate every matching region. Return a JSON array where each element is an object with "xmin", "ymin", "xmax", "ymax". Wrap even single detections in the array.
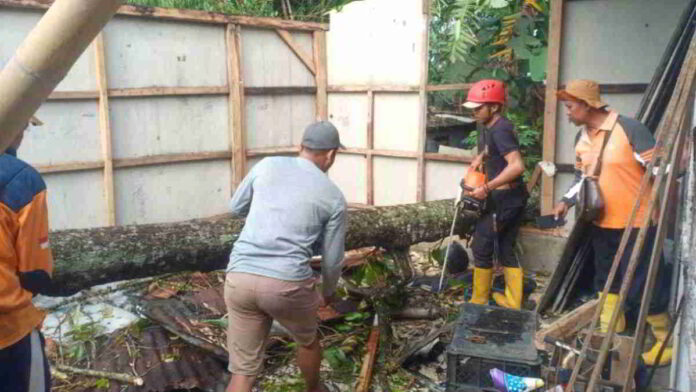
[{"xmin": 37, "ymin": 243, "xmax": 553, "ymax": 392}]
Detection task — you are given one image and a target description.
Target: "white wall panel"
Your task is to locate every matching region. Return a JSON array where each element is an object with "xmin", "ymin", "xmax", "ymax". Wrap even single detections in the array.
[
  {"xmin": 560, "ymin": 0, "xmax": 687, "ymax": 84},
  {"xmin": 373, "ymin": 94, "xmax": 420, "ymax": 151},
  {"xmin": 327, "ymin": 0, "xmax": 424, "ymax": 85},
  {"xmin": 241, "ymin": 28, "xmax": 315, "ymax": 87},
  {"xmin": 0, "ymin": 8, "xmax": 96, "ymax": 91},
  {"xmin": 328, "ymin": 94, "xmax": 368, "ymax": 148},
  {"xmin": 245, "ymin": 95, "xmax": 316, "ymax": 149},
  {"xmin": 44, "ymin": 171, "xmax": 108, "ymax": 230},
  {"xmin": 110, "ymin": 96, "xmax": 229, "ymax": 159},
  {"xmin": 114, "ymin": 161, "xmax": 231, "ymax": 225},
  {"xmin": 425, "ymin": 161, "xmax": 467, "ymax": 201},
  {"xmin": 17, "ymin": 101, "xmax": 101, "ymax": 166},
  {"xmin": 373, "ymin": 157, "xmax": 417, "ymax": 205},
  {"xmin": 103, "ymin": 17, "xmax": 226, "ymax": 88},
  {"xmin": 329, "ymin": 155, "xmax": 367, "ymax": 205}
]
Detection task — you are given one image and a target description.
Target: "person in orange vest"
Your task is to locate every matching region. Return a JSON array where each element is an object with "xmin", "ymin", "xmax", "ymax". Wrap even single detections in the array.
[
  {"xmin": 462, "ymin": 79, "xmax": 527, "ymax": 309},
  {"xmin": 553, "ymin": 79, "xmax": 672, "ymax": 366},
  {"xmin": 0, "ymin": 115, "xmax": 53, "ymax": 392}
]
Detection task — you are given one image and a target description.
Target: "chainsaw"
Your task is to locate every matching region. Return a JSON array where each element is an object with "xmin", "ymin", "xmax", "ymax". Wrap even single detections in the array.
[{"xmin": 457, "ymin": 168, "xmax": 488, "ymax": 217}]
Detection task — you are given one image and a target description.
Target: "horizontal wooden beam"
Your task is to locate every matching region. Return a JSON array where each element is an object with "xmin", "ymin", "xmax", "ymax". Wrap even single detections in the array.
[
  {"xmin": 246, "ymin": 146, "xmax": 300, "ymax": 157},
  {"xmin": 48, "ymin": 90, "xmax": 99, "ymax": 100},
  {"xmin": 423, "ymin": 153, "xmax": 472, "ymax": 163},
  {"xmin": 245, "ymin": 86, "xmax": 317, "ymax": 95},
  {"xmin": 426, "ymin": 83, "xmax": 472, "ymax": 92},
  {"xmin": 113, "ymin": 150, "xmax": 231, "ymax": 168},
  {"xmin": 109, "ymin": 86, "xmax": 229, "ymax": 98},
  {"xmin": 342, "ymin": 148, "xmax": 420, "ymax": 159},
  {"xmin": 35, "ymin": 161, "xmax": 105, "ymax": 174},
  {"xmin": 35, "ymin": 151, "xmax": 233, "ymax": 175},
  {"xmin": 558, "ymin": 83, "xmax": 649, "ymax": 94},
  {"xmin": 0, "ymin": 0, "xmax": 328, "ymax": 31},
  {"xmin": 46, "ymin": 85, "xmax": 322, "ymax": 100},
  {"xmin": 328, "ymin": 85, "xmax": 420, "ymax": 93}
]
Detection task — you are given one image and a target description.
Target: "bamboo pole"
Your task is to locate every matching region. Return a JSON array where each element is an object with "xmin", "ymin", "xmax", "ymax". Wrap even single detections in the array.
[
  {"xmin": 94, "ymin": 33, "xmax": 116, "ymax": 226},
  {"xmin": 0, "ymin": 0, "xmax": 124, "ymax": 152}
]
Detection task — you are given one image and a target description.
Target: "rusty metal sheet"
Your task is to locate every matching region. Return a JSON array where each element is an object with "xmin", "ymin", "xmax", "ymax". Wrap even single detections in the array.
[{"xmin": 84, "ymin": 326, "xmax": 226, "ymax": 392}]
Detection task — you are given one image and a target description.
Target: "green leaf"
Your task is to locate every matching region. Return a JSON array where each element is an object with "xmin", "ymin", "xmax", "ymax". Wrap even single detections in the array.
[
  {"xmin": 489, "ymin": 0, "xmax": 509, "ymax": 9},
  {"xmin": 507, "ymin": 37, "xmax": 533, "ymax": 59},
  {"xmin": 95, "ymin": 378, "xmax": 110, "ymax": 389},
  {"xmin": 529, "ymin": 47, "xmax": 548, "ymax": 82},
  {"xmin": 344, "ymin": 312, "xmax": 368, "ymax": 322}
]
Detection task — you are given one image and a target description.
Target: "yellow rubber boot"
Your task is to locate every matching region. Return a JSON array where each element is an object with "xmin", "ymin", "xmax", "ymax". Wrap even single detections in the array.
[
  {"xmin": 492, "ymin": 267, "xmax": 523, "ymax": 309},
  {"xmin": 642, "ymin": 313, "xmax": 672, "ymax": 366},
  {"xmin": 599, "ymin": 293, "xmax": 626, "ymax": 333},
  {"xmin": 470, "ymin": 267, "xmax": 493, "ymax": 305}
]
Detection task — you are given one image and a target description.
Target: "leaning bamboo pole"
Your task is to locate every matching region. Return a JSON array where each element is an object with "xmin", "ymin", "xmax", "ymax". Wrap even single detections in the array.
[{"xmin": 0, "ymin": 0, "xmax": 124, "ymax": 151}]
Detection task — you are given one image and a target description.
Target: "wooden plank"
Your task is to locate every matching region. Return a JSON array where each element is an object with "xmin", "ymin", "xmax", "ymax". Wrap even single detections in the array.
[
  {"xmin": 94, "ymin": 34, "xmax": 116, "ymax": 226},
  {"xmin": 47, "ymin": 90, "xmax": 99, "ymax": 100},
  {"xmin": 425, "ymin": 83, "xmax": 473, "ymax": 92},
  {"xmin": 109, "ymin": 86, "xmax": 229, "ymax": 97},
  {"xmin": 275, "ymin": 29, "xmax": 316, "ymax": 75},
  {"xmin": 328, "ymin": 85, "xmax": 420, "ymax": 93},
  {"xmin": 0, "ymin": 0, "xmax": 328, "ymax": 31},
  {"xmin": 559, "ymin": 83, "xmax": 648, "ymax": 95},
  {"xmin": 526, "ymin": 163, "xmax": 543, "ymax": 193},
  {"xmin": 113, "ymin": 151, "xmax": 231, "ymax": 169},
  {"xmin": 541, "ymin": 0, "xmax": 564, "ymax": 215},
  {"xmin": 313, "ymin": 31, "xmax": 328, "ymax": 121},
  {"xmin": 246, "ymin": 146, "xmax": 300, "ymax": 157},
  {"xmin": 34, "ymin": 151, "xmax": 232, "ymax": 174},
  {"xmin": 35, "ymin": 161, "xmax": 104, "ymax": 174},
  {"xmin": 423, "ymin": 153, "xmax": 472, "ymax": 163},
  {"xmin": 227, "ymin": 24, "xmax": 246, "ymax": 191},
  {"xmin": 342, "ymin": 148, "xmax": 420, "ymax": 159},
  {"xmin": 535, "ymin": 299, "xmax": 598, "ymax": 350},
  {"xmin": 366, "ymin": 91, "xmax": 375, "ymax": 205},
  {"xmin": 416, "ymin": 6, "xmax": 431, "ymax": 202},
  {"xmin": 244, "ymin": 86, "xmax": 316, "ymax": 95}
]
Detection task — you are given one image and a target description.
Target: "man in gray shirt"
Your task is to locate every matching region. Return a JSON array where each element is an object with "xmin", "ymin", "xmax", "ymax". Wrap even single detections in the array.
[{"xmin": 224, "ymin": 121, "xmax": 346, "ymax": 392}]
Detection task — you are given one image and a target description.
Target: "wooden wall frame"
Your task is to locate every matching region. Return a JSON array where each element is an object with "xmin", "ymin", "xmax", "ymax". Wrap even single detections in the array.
[{"xmin": 541, "ymin": 0, "xmax": 564, "ymax": 214}]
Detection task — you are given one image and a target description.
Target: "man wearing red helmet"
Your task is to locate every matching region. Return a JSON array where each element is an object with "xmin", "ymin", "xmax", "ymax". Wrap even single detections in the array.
[{"xmin": 462, "ymin": 79, "xmax": 527, "ymax": 310}]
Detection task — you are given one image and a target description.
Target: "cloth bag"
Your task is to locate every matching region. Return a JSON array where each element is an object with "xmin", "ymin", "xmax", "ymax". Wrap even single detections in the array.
[{"xmin": 577, "ymin": 131, "xmax": 612, "ymax": 222}]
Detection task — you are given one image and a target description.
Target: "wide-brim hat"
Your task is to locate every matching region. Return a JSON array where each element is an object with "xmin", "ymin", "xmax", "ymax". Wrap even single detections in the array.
[{"xmin": 557, "ymin": 79, "xmax": 608, "ymax": 109}]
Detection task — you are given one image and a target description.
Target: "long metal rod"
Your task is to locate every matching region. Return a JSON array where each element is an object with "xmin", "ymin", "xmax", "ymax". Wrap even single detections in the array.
[
  {"xmin": 566, "ymin": 32, "xmax": 696, "ymax": 391},
  {"xmin": 623, "ymin": 118, "xmax": 689, "ymax": 388},
  {"xmin": 0, "ymin": 0, "xmax": 125, "ymax": 151},
  {"xmin": 438, "ymin": 204, "xmax": 460, "ymax": 293}
]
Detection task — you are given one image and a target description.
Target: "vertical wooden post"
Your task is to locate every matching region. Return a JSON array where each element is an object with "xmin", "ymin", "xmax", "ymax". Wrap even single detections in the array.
[
  {"xmin": 541, "ymin": 0, "xmax": 564, "ymax": 214},
  {"xmin": 227, "ymin": 24, "xmax": 246, "ymax": 191},
  {"xmin": 416, "ymin": 0, "xmax": 431, "ymax": 202},
  {"xmin": 94, "ymin": 33, "xmax": 116, "ymax": 226},
  {"xmin": 313, "ymin": 31, "xmax": 328, "ymax": 121},
  {"xmin": 366, "ymin": 90, "xmax": 375, "ymax": 205}
]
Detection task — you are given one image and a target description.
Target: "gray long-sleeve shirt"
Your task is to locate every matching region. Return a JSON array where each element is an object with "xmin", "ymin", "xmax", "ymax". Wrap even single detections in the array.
[{"xmin": 226, "ymin": 156, "xmax": 346, "ymax": 297}]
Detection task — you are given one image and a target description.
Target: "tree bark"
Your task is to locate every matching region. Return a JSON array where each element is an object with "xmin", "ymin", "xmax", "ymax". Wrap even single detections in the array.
[{"xmin": 48, "ymin": 200, "xmax": 476, "ymax": 296}]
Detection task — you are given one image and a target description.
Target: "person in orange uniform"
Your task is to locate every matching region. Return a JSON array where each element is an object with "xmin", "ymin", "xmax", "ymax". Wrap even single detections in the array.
[
  {"xmin": 0, "ymin": 116, "xmax": 54, "ymax": 392},
  {"xmin": 462, "ymin": 79, "xmax": 527, "ymax": 309},
  {"xmin": 553, "ymin": 80, "xmax": 672, "ymax": 366}
]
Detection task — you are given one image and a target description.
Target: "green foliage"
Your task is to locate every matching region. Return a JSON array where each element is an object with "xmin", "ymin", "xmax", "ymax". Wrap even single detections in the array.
[
  {"xmin": 127, "ymin": 0, "xmax": 359, "ymax": 21},
  {"xmin": 348, "ymin": 258, "xmax": 393, "ymax": 287},
  {"xmin": 430, "ymin": 0, "xmax": 549, "ymax": 184},
  {"xmin": 94, "ymin": 378, "xmax": 110, "ymax": 389}
]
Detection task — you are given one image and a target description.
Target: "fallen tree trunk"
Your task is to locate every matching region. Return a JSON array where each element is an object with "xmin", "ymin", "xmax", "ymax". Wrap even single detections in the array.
[{"xmin": 48, "ymin": 200, "xmax": 475, "ymax": 296}]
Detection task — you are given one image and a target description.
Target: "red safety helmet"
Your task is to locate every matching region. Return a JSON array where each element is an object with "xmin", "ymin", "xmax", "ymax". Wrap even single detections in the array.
[{"xmin": 462, "ymin": 79, "xmax": 506, "ymax": 109}]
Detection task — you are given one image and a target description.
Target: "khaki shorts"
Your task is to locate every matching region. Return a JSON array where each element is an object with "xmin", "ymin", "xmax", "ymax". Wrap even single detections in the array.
[{"xmin": 224, "ymin": 272, "xmax": 320, "ymax": 375}]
